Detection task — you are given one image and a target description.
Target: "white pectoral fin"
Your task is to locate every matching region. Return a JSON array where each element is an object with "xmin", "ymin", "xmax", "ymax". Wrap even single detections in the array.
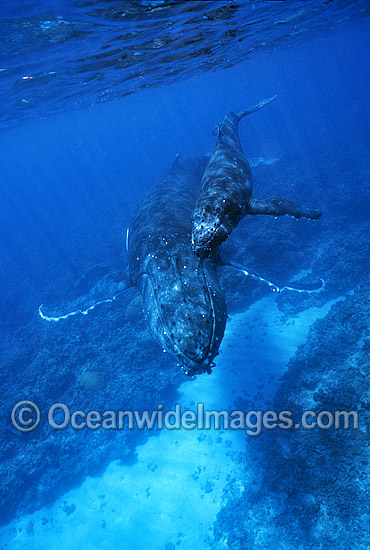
[
  {"xmin": 126, "ymin": 228, "xmax": 130, "ymax": 252},
  {"xmin": 38, "ymin": 289, "xmax": 128, "ymax": 322},
  {"xmin": 223, "ymin": 259, "xmax": 325, "ymax": 293},
  {"xmin": 39, "ymin": 270, "xmax": 133, "ymax": 322}
]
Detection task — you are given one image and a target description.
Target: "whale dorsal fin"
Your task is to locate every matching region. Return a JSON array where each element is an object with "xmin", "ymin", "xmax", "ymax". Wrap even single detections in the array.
[
  {"xmin": 171, "ymin": 153, "xmax": 181, "ymax": 169},
  {"xmin": 212, "ymin": 125, "xmax": 220, "ymax": 136}
]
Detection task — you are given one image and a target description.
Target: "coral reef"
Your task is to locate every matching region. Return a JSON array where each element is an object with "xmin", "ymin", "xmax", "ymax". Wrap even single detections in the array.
[
  {"xmin": 1, "ymin": 153, "xmax": 369, "ymax": 532},
  {"xmin": 213, "ymin": 281, "xmax": 370, "ymax": 550},
  {"xmin": 0, "ymin": 289, "xmax": 183, "ymax": 525},
  {"xmin": 79, "ymin": 370, "xmax": 106, "ymax": 391}
]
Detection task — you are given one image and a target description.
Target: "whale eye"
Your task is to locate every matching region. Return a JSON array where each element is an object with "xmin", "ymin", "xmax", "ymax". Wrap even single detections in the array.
[{"xmin": 205, "ymin": 204, "xmax": 212, "ymax": 214}]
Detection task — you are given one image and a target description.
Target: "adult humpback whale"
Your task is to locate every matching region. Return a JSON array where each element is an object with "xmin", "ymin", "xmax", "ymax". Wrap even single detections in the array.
[
  {"xmin": 192, "ymin": 96, "xmax": 322, "ymax": 257},
  {"xmin": 128, "ymin": 156, "xmax": 226, "ymax": 375},
  {"xmin": 39, "ymin": 157, "xmax": 226, "ymax": 375}
]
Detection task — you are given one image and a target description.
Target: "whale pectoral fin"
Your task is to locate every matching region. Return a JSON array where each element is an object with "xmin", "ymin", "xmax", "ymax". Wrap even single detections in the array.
[
  {"xmin": 220, "ymin": 259, "xmax": 324, "ymax": 293},
  {"xmin": 39, "ymin": 269, "xmax": 134, "ymax": 322},
  {"xmin": 246, "ymin": 197, "xmax": 322, "ymax": 220}
]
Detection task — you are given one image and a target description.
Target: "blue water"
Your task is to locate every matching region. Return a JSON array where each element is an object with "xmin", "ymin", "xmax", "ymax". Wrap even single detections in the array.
[{"xmin": 0, "ymin": 1, "xmax": 369, "ymax": 549}]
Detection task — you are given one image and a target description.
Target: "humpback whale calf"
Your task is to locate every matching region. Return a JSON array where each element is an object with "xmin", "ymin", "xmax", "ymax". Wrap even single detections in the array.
[
  {"xmin": 128, "ymin": 156, "xmax": 227, "ymax": 375},
  {"xmin": 192, "ymin": 96, "xmax": 322, "ymax": 257}
]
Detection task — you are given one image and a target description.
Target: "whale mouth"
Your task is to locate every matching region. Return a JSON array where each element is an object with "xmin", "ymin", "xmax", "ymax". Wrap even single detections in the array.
[
  {"xmin": 160, "ymin": 290, "xmax": 217, "ymax": 375},
  {"xmin": 161, "ymin": 321, "xmax": 214, "ymax": 374},
  {"xmin": 160, "ymin": 318, "xmax": 218, "ymax": 376},
  {"xmin": 139, "ymin": 263, "xmax": 221, "ymax": 376},
  {"xmin": 169, "ymin": 265, "xmax": 220, "ymax": 376}
]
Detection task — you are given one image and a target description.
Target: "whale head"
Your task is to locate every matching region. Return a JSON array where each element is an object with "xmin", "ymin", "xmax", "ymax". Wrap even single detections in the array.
[
  {"xmin": 137, "ymin": 243, "xmax": 226, "ymax": 375},
  {"xmin": 191, "ymin": 199, "xmax": 244, "ymax": 258}
]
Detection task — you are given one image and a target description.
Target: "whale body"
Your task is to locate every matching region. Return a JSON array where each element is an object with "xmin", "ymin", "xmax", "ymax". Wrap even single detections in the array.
[
  {"xmin": 128, "ymin": 157, "xmax": 226, "ymax": 376},
  {"xmin": 192, "ymin": 96, "xmax": 322, "ymax": 258}
]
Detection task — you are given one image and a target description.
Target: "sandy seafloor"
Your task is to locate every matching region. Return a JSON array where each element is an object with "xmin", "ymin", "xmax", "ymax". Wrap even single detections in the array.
[{"xmin": 0, "ymin": 294, "xmax": 342, "ymax": 550}]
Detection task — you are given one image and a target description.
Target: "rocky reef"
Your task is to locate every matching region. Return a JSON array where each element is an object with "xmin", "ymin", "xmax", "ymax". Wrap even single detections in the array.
[
  {"xmin": 220, "ymin": 153, "xmax": 370, "ymax": 318},
  {"xmin": 0, "ymin": 288, "xmax": 184, "ymax": 525},
  {"xmin": 1, "ymin": 152, "xmax": 369, "ymax": 531},
  {"xmin": 213, "ymin": 281, "xmax": 370, "ymax": 550}
]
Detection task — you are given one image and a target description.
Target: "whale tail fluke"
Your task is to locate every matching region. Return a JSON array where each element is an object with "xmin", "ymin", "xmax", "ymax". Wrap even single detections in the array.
[
  {"xmin": 235, "ymin": 94, "xmax": 277, "ymax": 123},
  {"xmin": 213, "ymin": 95, "xmax": 277, "ymax": 136}
]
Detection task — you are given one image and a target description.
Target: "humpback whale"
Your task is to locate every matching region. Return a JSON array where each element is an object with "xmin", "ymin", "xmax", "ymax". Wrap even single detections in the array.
[
  {"xmin": 39, "ymin": 157, "xmax": 227, "ymax": 375},
  {"xmin": 128, "ymin": 156, "xmax": 226, "ymax": 375},
  {"xmin": 39, "ymin": 156, "xmax": 323, "ymax": 376},
  {"xmin": 192, "ymin": 96, "xmax": 322, "ymax": 257}
]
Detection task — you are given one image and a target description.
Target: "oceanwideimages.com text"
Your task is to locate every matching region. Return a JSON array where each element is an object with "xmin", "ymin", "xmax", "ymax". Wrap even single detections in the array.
[{"xmin": 11, "ymin": 401, "xmax": 359, "ymax": 436}]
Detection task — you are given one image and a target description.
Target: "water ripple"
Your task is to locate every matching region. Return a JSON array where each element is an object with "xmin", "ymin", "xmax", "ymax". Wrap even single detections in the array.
[{"xmin": 0, "ymin": 0, "xmax": 368, "ymax": 129}]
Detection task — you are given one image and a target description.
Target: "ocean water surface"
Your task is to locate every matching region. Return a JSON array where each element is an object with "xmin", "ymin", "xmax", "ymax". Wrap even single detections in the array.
[{"xmin": 0, "ymin": 1, "xmax": 369, "ymax": 549}]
